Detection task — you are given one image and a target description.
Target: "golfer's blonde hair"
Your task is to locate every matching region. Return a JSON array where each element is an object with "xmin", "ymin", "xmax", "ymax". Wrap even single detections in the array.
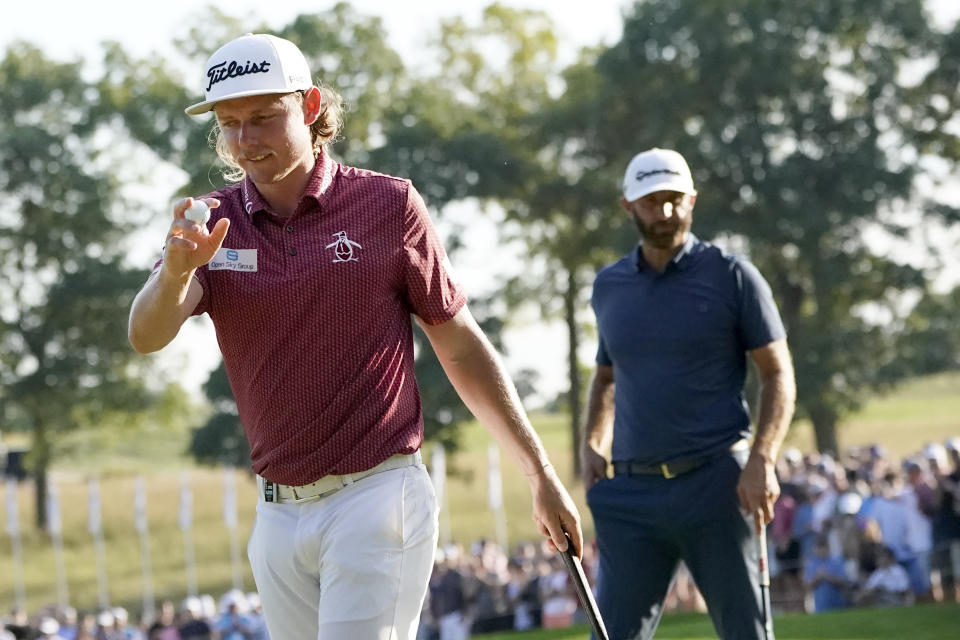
[{"xmin": 210, "ymin": 84, "xmax": 344, "ymax": 183}]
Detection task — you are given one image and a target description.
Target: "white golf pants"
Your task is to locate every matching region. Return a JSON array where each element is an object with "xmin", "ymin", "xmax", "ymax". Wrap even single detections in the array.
[{"xmin": 248, "ymin": 462, "xmax": 438, "ymax": 640}]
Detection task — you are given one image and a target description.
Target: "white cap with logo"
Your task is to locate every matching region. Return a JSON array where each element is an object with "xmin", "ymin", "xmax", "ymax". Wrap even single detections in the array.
[
  {"xmin": 185, "ymin": 33, "xmax": 313, "ymax": 115},
  {"xmin": 622, "ymin": 148, "xmax": 697, "ymax": 202}
]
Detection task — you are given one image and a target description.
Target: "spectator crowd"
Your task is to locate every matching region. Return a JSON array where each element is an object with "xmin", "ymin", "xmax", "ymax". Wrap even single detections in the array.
[
  {"xmin": 770, "ymin": 437, "xmax": 960, "ymax": 614},
  {"xmin": 0, "ymin": 591, "xmax": 268, "ymax": 640},
  {"xmin": 4, "ymin": 437, "xmax": 959, "ymax": 640}
]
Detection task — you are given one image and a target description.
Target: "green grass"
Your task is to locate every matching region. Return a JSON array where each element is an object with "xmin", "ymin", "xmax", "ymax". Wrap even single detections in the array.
[
  {"xmin": 784, "ymin": 371, "xmax": 960, "ymax": 456},
  {"xmin": 2, "ymin": 371, "xmax": 958, "ymax": 616},
  {"xmin": 479, "ymin": 603, "xmax": 960, "ymax": 639}
]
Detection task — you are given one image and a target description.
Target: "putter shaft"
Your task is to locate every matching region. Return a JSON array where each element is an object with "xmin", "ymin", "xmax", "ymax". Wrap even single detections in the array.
[{"xmin": 561, "ymin": 533, "xmax": 609, "ymax": 640}]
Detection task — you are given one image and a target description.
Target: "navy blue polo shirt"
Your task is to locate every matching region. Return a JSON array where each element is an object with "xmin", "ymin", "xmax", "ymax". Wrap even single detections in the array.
[{"xmin": 591, "ymin": 234, "xmax": 786, "ymax": 465}]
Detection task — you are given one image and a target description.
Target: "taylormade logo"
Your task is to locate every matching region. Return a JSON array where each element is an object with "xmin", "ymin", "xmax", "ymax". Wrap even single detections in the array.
[
  {"xmin": 636, "ymin": 168, "xmax": 681, "ymax": 182},
  {"xmin": 206, "ymin": 59, "xmax": 272, "ymax": 91}
]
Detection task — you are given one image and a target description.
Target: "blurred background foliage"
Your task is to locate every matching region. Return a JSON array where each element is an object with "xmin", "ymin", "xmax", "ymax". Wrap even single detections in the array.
[{"xmin": 1, "ymin": 0, "xmax": 959, "ymax": 530}]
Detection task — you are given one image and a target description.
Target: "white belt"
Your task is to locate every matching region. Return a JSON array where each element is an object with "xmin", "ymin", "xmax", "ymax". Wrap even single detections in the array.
[{"xmin": 258, "ymin": 451, "xmax": 422, "ymax": 504}]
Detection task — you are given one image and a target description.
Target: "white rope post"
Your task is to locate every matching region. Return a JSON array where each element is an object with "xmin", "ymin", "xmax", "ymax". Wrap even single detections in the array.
[
  {"xmin": 179, "ymin": 472, "xmax": 198, "ymax": 598},
  {"xmin": 134, "ymin": 476, "xmax": 155, "ymax": 622},
  {"xmin": 223, "ymin": 467, "xmax": 243, "ymax": 592},
  {"xmin": 431, "ymin": 445, "xmax": 451, "ymax": 546},
  {"xmin": 47, "ymin": 481, "xmax": 69, "ymax": 607},
  {"xmin": 5, "ymin": 478, "xmax": 26, "ymax": 610},
  {"xmin": 88, "ymin": 477, "xmax": 110, "ymax": 610},
  {"xmin": 488, "ymin": 443, "xmax": 508, "ymax": 553}
]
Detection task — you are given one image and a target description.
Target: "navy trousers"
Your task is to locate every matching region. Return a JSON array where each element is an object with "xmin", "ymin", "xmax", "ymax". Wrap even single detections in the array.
[{"xmin": 586, "ymin": 452, "xmax": 769, "ymax": 640}]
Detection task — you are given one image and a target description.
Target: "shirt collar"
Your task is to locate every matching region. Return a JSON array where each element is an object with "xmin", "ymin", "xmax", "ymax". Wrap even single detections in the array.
[
  {"xmin": 240, "ymin": 150, "xmax": 336, "ymax": 217},
  {"xmin": 634, "ymin": 233, "xmax": 699, "ymax": 272},
  {"xmin": 303, "ymin": 149, "xmax": 335, "ymax": 204}
]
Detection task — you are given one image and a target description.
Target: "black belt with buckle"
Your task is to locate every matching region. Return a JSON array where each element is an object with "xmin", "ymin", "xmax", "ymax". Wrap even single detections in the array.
[
  {"xmin": 613, "ymin": 456, "xmax": 711, "ymax": 479},
  {"xmin": 613, "ymin": 440, "xmax": 749, "ymax": 479}
]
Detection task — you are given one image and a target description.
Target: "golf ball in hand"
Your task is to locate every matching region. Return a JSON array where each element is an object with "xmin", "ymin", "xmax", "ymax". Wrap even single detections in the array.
[{"xmin": 185, "ymin": 200, "xmax": 210, "ymax": 224}]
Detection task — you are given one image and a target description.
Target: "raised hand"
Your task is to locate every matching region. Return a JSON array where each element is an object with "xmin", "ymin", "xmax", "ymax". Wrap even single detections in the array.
[{"xmin": 163, "ymin": 197, "xmax": 230, "ymax": 277}]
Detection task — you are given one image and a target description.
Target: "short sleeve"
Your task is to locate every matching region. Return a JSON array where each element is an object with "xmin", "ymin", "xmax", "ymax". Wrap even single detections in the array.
[
  {"xmin": 596, "ymin": 334, "xmax": 612, "ymax": 366},
  {"xmin": 401, "ymin": 184, "xmax": 467, "ymax": 324},
  {"xmin": 734, "ymin": 258, "xmax": 786, "ymax": 350},
  {"xmin": 189, "ymin": 267, "xmax": 210, "ymax": 316},
  {"xmin": 591, "ymin": 282, "xmax": 613, "ymax": 366}
]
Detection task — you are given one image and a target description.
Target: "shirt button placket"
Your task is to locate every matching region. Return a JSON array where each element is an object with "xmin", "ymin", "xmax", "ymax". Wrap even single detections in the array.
[{"xmin": 286, "ymin": 224, "xmax": 296, "ymax": 257}]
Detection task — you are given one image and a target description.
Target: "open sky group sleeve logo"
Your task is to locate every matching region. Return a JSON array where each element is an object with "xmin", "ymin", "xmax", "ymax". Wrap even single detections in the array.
[
  {"xmin": 325, "ymin": 231, "xmax": 362, "ymax": 263},
  {"xmin": 209, "ymin": 248, "xmax": 258, "ymax": 272}
]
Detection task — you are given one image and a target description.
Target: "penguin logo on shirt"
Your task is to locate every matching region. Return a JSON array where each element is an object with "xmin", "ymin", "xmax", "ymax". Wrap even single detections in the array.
[{"xmin": 326, "ymin": 231, "xmax": 362, "ymax": 263}]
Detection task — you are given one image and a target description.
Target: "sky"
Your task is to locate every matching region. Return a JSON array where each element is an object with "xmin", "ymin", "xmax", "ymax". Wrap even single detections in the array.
[
  {"xmin": 4, "ymin": 0, "xmax": 957, "ymax": 64},
  {"xmin": 0, "ymin": 0, "xmax": 629, "ymax": 66},
  {"xmin": 3, "ymin": 0, "xmax": 959, "ymax": 404}
]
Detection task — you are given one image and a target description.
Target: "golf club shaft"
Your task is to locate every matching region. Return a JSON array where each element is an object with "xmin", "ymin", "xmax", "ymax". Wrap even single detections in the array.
[
  {"xmin": 561, "ymin": 532, "xmax": 609, "ymax": 640},
  {"xmin": 756, "ymin": 513, "xmax": 773, "ymax": 640}
]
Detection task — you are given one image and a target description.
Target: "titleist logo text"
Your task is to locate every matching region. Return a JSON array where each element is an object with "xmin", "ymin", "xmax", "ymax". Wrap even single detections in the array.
[{"xmin": 206, "ymin": 59, "xmax": 271, "ymax": 91}]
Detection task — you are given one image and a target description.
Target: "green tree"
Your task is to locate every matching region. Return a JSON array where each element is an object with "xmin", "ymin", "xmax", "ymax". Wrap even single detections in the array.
[
  {"xmin": 562, "ymin": 0, "xmax": 950, "ymax": 453},
  {"xmin": 897, "ymin": 285, "xmax": 960, "ymax": 375},
  {"xmin": 368, "ymin": 5, "xmax": 617, "ymax": 471},
  {"xmin": 414, "ymin": 297, "xmax": 535, "ymax": 452},
  {"xmin": 909, "ymin": 18, "xmax": 960, "ymax": 168},
  {"xmin": 277, "ymin": 4, "xmax": 407, "ymax": 165},
  {"xmin": 189, "ymin": 362, "xmax": 249, "ymax": 468},
  {"xmin": 0, "ymin": 44, "xmax": 160, "ymax": 527}
]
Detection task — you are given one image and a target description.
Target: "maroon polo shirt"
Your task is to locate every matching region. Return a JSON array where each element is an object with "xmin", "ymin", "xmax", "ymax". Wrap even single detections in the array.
[{"xmin": 181, "ymin": 152, "xmax": 466, "ymax": 485}]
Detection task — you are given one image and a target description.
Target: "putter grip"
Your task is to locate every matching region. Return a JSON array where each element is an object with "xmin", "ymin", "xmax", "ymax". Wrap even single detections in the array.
[{"xmin": 561, "ymin": 532, "xmax": 609, "ymax": 640}]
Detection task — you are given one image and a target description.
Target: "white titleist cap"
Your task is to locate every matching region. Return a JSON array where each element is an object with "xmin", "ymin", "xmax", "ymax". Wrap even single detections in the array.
[
  {"xmin": 622, "ymin": 148, "xmax": 697, "ymax": 202},
  {"xmin": 185, "ymin": 33, "xmax": 313, "ymax": 115}
]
